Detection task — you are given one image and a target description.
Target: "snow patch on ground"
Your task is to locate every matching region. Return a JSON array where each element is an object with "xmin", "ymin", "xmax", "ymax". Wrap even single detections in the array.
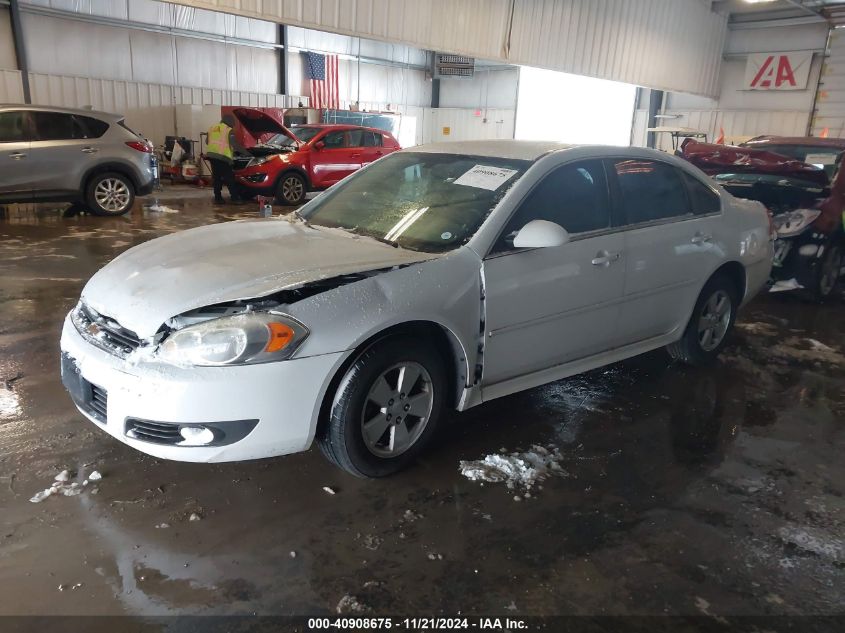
[
  {"xmin": 29, "ymin": 469, "xmax": 102, "ymax": 503},
  {"xmin": 459, "ymin": 445, "xmax": 566, "ymax": 492},
  {"xmin": 778, "ymin": 525, "xmax": 843, "ymax": 562}
]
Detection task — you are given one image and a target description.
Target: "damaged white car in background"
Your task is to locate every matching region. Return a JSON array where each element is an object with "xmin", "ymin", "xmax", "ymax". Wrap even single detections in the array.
[{"xmin": 61, "ymin": 141, "xmax": 773, "ymax": 477}]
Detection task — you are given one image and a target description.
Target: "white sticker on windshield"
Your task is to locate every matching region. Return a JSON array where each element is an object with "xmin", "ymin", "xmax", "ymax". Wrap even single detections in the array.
[
  {"xmin": 804, "ymin": 153, "xmax": 837, "ymax": 166},
  {"xmin": 453, "ymin": 165, "xmax": 519, "ymax": 191}
]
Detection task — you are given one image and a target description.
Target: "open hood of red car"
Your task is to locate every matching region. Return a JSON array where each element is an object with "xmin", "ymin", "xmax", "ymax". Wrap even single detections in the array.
[
  {"xmin": 228, "ymin": 107, "xmax": 302, "ymax": 148},
  {"xmin": 680, "ymin": 139, "xmax": 829, "ymax": 186}
]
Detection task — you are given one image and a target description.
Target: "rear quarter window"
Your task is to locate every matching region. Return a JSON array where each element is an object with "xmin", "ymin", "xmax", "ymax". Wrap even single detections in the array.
[
  {"xmin": 682, "ymin": 172, "xmax": 721, "ymax": 214},
  {"xmin": 75, "ymin": 115, "xmax": 109, "ymax": 138}
]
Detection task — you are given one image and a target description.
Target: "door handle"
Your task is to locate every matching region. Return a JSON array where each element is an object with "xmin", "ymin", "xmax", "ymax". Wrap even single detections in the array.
[
  {"xmin": 691, "ymin": 232, "xmax": 713, "ymax": 245},
  {"xmin": 9, "ymin": 152, "xmax": 27, "ymax": 160},
  {"xmin": 81, "ymin": 147, "xmax": 99, "ymax": 154},
  {"xmin": 591, "ymin": 251, "xmax": 621, "ymax": 267},
  {"xmin": 375, "ymin": 150, "xmax": 384, "ymax": 156}
]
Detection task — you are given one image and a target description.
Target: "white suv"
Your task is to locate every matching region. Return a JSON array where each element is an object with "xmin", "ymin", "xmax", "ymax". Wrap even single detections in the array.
[{"xmin": 0, "ymin": 105, "xmax": 156, "ymax": 216}]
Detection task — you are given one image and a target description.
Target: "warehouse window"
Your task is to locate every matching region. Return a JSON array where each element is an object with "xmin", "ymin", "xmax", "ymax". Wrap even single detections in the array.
[
  {"xmin": 683, "ymin": 172, "xmax": 721, "ymax": 215},
  {"xmin": 613, "ymin": 160, "xmax": 691, "ymax": 224},
  {"xmin": 495, "ymin": 160, "xmax": 611, "ymax": 251},
  {"xmin": 0, "ymin": 111, "xmax": 28, "ymax": 143}
]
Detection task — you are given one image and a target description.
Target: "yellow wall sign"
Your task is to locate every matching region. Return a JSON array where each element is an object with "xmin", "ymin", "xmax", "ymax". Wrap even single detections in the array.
[{"xmin": 442, "ymin": 126, "xmax": 451, "ymax": 136}]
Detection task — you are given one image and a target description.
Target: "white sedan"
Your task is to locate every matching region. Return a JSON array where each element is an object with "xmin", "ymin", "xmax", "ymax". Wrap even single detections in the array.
[{"xmin": 60, "ymin": 141, "xmax": 773, "ymax": 477}]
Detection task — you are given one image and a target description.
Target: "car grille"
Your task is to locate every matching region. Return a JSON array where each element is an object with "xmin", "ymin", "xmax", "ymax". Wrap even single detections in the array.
[
  {"xmin": 88, "ymin": 384, "xmax": 108, "ymax": 423},
  {"xmin": 73, "ymin": 303, "xmax": 142, "ymax": 357},
  {"xmin": 125, "ymin": 419, "xmax": 183, "ymax": 445}
]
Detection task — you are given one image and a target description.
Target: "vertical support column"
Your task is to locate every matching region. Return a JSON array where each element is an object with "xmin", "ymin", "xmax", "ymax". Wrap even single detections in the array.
[
  {"xmin": 9, "ymin": 0, "xmax": 31, "ymax": 104},
  {"xmin": 278, "ymin": 24, "xmax": 289, "ymax": 97},
  {"xmin": 431, "ymin": 79, "xmax": 440, "ymax": 108},
  {"xmin": 646, "ymin": 89, "xmax": 664, "ymax": 149}
]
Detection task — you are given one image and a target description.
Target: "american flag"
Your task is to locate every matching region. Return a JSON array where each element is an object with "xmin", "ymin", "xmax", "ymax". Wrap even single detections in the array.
[{"xmin": 304, "ymin": 51, "xmax": 339, "ymax": 110}]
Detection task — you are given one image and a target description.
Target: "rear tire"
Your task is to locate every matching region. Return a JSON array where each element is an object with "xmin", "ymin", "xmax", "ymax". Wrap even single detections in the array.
[
  {"xmin": 85, "ymin": 172, "xmax": 135, "ymax": 216},
  {"xmin": 667, "ymin": 274, "xmax": 739, "ymax": 366},
  {"xmin": 317, "ymin": 336, "xmax": 448, "ymax": 478},
  {"xmin": 275, "ymin": 172, "xmax": 307, "ymax": 206}
]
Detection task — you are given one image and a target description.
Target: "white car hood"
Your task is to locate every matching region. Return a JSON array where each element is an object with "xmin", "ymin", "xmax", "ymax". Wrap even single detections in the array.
[{"xmin": 81, "ymin": 219, "xmax": 435, "ymax": 338}]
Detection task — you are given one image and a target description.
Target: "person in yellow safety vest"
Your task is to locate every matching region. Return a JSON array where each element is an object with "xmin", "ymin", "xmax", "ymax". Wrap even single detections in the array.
[{"xmin": 206, "ymin": 114, "xmax": 246, "ymax": 204}]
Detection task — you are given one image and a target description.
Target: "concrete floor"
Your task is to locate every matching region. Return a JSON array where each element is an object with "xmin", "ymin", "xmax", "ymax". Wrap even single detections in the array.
[{"xmin": 0, "ymin": 186, "xmax": 843, "ymax": 621}]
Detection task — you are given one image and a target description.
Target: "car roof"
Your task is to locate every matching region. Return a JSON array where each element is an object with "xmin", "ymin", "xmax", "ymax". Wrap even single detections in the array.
[
  {"xmin": 0, "ymin": 103, "xmax": 122, "ymax": 121},
  {"xmin": 409, "ymin": 140, "xmax": 574, "ymax": 161},
  {"xmin": 743, "ymin": 135, "xmax": 845, "ymax": 150}
]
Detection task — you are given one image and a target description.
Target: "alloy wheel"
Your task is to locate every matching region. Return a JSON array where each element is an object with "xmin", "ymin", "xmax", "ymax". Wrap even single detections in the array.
[
  {"xmin": 282, "ymin": 176, "xmax": 304, "ymax": 203},
  {"xmin": 697, "ymin": 289, "xmax": 732, "ymax": 352},
  {"xmin": 360, "ymin": 362, "xmax": 434, "ymax": 458},
  {"xmin": 94, "ymin": 178, "xmax": 131, "ymax": 213}
]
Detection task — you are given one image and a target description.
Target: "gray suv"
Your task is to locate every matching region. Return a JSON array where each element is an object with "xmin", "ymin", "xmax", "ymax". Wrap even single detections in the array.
[{"xmin": 0, "ymin": 105, "xmax": 156, "ymax": 216}]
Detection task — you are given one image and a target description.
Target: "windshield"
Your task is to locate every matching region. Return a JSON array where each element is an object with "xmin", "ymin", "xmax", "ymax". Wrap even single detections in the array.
[
  {"xmin": 743, "ymin": 143, "xmax": 843, "ymax": 178},
  {"xmin": 301, "ymin": 152, "xmax": 531, "ymax": 253},
  {"xmin": 290, "ymin": 126, "xmax": 322, "ymax": 144}
]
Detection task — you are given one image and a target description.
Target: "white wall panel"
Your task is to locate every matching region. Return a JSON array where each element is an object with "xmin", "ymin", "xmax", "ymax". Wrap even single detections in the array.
[
  {"xmin": 165, "ymin": 0, "xmax": 727, "ymax": 97},
  {"xmin": 439, "ymin": 68, "xmax": 518, "ymax": 110},
  {"xmin": 19, "ymin": 12, "xmax": 278, "ymax": 94},
  {"xmin": 422, "ymin": 108, "xmax": 516, "ymax": 144},
  {"xmin": 0, "ymin": 69, "xmax": 25, "ymax": 103},
  {"xmin": 0, "ymin": 70, "xmax": 304, "ymax": 146},
  {"xmin": 22, "ymin": 0, "xmax": 278, "ymax": 42},
  {"xmin": 0, "ymin": 8, "xmax": 17, "ymax": 71}
]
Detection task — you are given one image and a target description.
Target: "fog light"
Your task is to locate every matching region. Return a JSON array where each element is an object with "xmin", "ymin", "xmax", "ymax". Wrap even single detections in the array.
[{"xmin": 179, "ymin": 426, "xmax": 215, "ymax": 446}]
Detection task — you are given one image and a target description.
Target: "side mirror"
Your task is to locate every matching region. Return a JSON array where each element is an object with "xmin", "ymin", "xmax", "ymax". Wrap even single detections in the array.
[
  {"xmin": 512, "ymin": 219, "xmax": 570, "ymax": 248},
  {"xmin": 314, "ymin": 141, "xmax": 325, "ymax": 150}
]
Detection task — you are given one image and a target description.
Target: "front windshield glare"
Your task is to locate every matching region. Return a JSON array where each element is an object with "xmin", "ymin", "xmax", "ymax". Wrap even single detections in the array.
[
  {"xmin": 291, "ymin": 127, "xmax": 321, "ymax": 144},
  {"xmin": 301, "ymin": 152, "xmax": 530, "ymax": 252}
]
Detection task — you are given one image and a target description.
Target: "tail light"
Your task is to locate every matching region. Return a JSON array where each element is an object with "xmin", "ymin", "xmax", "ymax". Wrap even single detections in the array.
[{"xmin": 125, "ymin": 140, "xmax": 153, "ymax": 153}]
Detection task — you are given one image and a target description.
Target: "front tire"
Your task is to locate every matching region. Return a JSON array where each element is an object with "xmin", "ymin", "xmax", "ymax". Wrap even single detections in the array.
[
  {"xmin": 667, "ymin": 274, "xmax": 739, "ymax": 366},
  {"xmin": 810, "ymin": 241, "xmax": 841, "ymax": 302},
  {"xmin": 275, "ymin": 172, "xmax": 307, "ymax": 206},
  {"xmin": 318, "ymin": 336, "xmax": 448, "ymax": 478},
  {"xmin": 85, "ymin": 172, "xmax": 135, "ymax": 216}
]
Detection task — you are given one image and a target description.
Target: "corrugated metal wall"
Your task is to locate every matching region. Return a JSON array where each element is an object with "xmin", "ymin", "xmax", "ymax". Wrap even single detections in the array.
[
  {"xmin": 0, "ymin": 70, "xmax": 303, "ymax": 145},
  {"xmin": 811, "ymin": 29, "xmax": 845, "ymax": 137},
  {"xmin": 164, "ymin": 0, "xmax": 728, "ymax": 97}
]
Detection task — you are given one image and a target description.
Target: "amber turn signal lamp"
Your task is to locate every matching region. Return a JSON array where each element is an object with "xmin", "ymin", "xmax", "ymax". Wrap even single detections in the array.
[{"xmin": 264, "ymin": 322, "xmax": 295, "ymax": 352}]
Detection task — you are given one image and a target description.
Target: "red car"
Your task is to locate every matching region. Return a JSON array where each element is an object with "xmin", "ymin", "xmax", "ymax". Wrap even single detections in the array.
[{"xmin": 234, "ymin": 122, "xmax": 401, "ymax": 205}]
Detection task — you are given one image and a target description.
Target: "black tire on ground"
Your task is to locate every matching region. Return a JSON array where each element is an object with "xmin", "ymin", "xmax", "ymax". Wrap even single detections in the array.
[
  {"xmin": 275, "ymin": 172, "xmax": 307, "ymax": 206},
  {"xmin": 317, "ymin": 335, "xmax": 449, "ymax": 478},
  {"xmin": 809, "ymin": 240, "xmax": 841, "ymax": 302},
  {"xmin": 85, "ymin": 172, "xmax": 135, "ymax": 216},
  {"xmin": 666, "ymin": 273, "xmax": 739, "ymax": 366}
]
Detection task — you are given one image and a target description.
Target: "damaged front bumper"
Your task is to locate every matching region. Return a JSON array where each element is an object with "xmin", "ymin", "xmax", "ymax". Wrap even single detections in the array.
[
  {"xmin": 59, "ymin": 314, "xmax": 346, "ymax": 462},
  {"xmin": 769, "ymin": 230, "xmax": 840, "ymax": 292}
]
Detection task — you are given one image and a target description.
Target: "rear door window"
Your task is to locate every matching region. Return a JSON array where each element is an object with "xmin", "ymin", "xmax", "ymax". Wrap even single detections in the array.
[
  {"xmin": 0, "ymin": 111, "xmax": 29, "ymax": 143},
  {"xmin": 611, "ymin": 159, "xmax": 692, "ymax": 224},
  {"xmin": 364, "ymin": 131, "xmax": 383, "ymax": 147}
]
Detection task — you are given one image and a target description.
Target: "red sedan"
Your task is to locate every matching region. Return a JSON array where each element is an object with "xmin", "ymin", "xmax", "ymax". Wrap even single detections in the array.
[{"xmin": 235, "ymin": 123, "xmax": 401, "ymax": 205}]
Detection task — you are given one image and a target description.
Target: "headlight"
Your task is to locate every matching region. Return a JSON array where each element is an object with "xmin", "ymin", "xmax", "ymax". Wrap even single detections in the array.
[
  {"xmin": 774, "ymin": 209, "xmax": 821, "ymax": 237},
  {"xmin": 157, "ymin": 313, "xmax": 308, "ymax": 367},
  {"xmin": 248, "ymin": 155, "xmax": 277, "ymax": 168}
]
